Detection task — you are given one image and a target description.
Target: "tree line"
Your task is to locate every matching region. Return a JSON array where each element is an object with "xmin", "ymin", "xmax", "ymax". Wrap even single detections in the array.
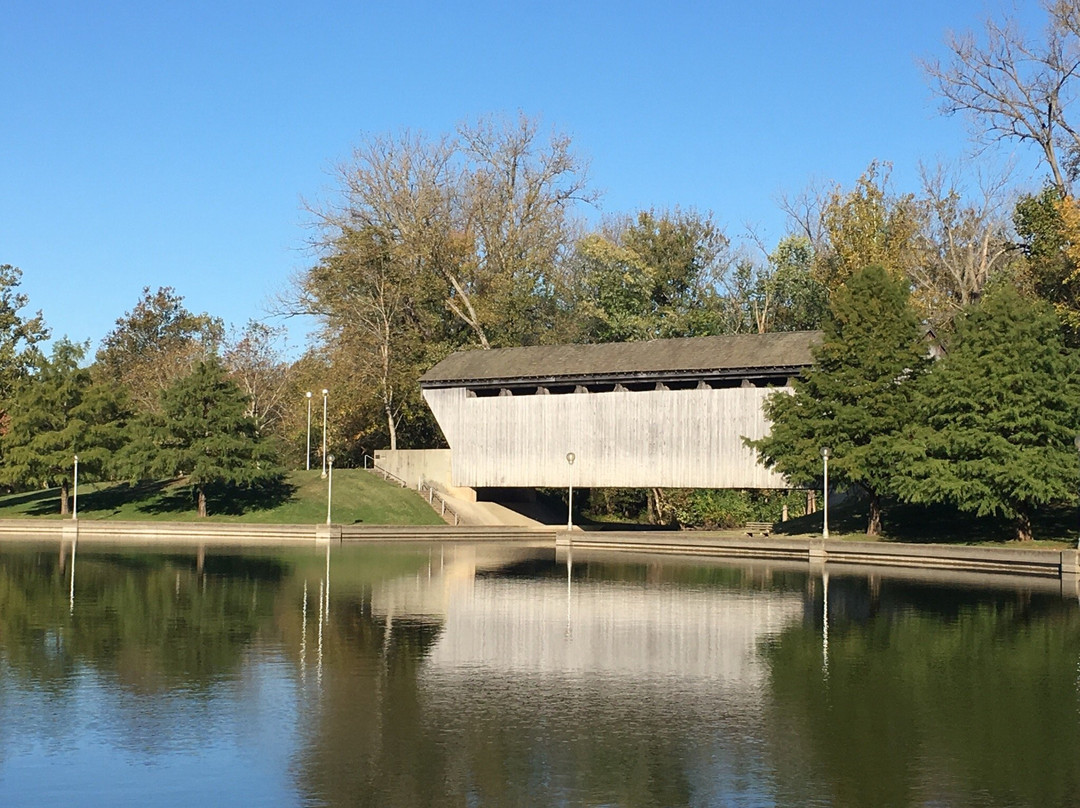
[{"xmin": 5, "ymin": 2, "xmax": 1080, "ymax": 528}]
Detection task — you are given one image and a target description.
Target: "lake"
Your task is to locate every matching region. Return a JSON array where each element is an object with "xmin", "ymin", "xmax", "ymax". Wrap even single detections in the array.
[{"xmin": 0, "ymin": 540, "xmax": 1076, "ymax": 807}]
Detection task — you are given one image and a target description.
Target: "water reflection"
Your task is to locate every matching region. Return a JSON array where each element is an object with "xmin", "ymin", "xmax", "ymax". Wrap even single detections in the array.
[{"xmin": 0, "ymin": 541, "xmax": 1077, "ymax": 807}]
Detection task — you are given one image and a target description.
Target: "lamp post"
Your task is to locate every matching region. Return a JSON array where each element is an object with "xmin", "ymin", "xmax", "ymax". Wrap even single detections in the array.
[
  {"xmin": 305, "ymin": 391, "xmax": 313, "ymax": 471},
  {"xmin": 566, "ymin": 452, "xmax": 576, "ymax": 531},
  {"xmin": 1074, "ymin": 435, "xmax": 1080, "ymax": 549},
  {"xmin": 321, "ymin": 389, "xmax": 329, "ymax": 478},
  {"xmin": 820, "ymin": 447, "xmax": 831, "ymax": 539},
  {"xmin": 326, "ymin": 454, "xmax": 335, "ymax": 526},
  {"xmin": 72, "ymin": 454, "xmax": 79, "ymax": 521}
]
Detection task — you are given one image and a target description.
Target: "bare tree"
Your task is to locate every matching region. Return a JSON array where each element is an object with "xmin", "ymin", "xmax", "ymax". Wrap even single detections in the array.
[
  {"xmin": 912, "ymin": 163, "xmax": 1015, "ymax": 321},
  {"xmin": 307, "ymin": 114, "xmax": 596, "ymax": 352},
  {"xmin": 925, "ymin": 2, "xmax": 1080, "ymax": 195},
  {"xmin": 456, "ymin": 114, "xmax": 599, "ymax": 347},
  {"xmin": 222, "ymin": 321, "xmax": 293, "ymax": 437},
  {"xmin": 777, "ymin": 178, "xmax": 832, "ymax": 253},
  {"xmin": 294, "ymin": 227, "xmax": 421, "ymax": 450}
]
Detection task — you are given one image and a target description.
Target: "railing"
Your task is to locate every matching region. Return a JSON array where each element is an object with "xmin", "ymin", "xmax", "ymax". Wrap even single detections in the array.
[
  {"xmin": 363, "ymin": 455, "xmax": 461, "ymax": 526},
  {"xmin": 416, "ymin": 481, "xmax": 461, "ymax": 526}
]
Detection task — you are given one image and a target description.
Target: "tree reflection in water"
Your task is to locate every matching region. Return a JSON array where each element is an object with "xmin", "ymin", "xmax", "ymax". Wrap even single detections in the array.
[{"xmin": 0, "ymin": 542, "xmax": 1077, "ymax": 807}]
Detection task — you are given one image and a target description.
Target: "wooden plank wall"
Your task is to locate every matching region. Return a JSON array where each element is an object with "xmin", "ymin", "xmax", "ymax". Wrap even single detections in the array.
[{"xmin": 423, "ymin": 386, "xmax": 791, "ymax": 489}]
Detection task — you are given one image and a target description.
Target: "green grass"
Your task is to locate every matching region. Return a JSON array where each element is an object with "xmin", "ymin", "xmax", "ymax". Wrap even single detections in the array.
[{"xmin": 0, "ymin": 470, "xmax": 444, "ymax": 526}]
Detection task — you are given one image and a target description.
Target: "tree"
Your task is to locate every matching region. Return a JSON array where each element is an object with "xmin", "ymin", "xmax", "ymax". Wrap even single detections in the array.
[
  {"xmin": 124, "ymin": 359, "xmax": 282, "ymax": 517},
  {"xmin": 313, "ymin": 113, "xmax": 596, "ymax": 352},
  {"xmin": 222, "ymin": 320, "xmax": 292, "ymax": 438},
  {"xmin": 925, "ymin": 1, "xmax": 1080, "ymax": 196},
  {"xmin": 1012, "ymin": 186, "xmax": 1080, "ymax": 341},
  {"xmin": 911, "ymin": 163, "xmax": 1015, "ymax": 323},
  {"xmin": 816, "ymin": 163, "xmax": 924, "ymax": 292},
  {"xmin": 97, "ymin": 287, "xmax": 223, "ymax": 412},
  {"xmin": 742, "ymin": 236, "xmax": 828, "ymax": 334},
  {"xmin": 294, "ymin": 225, "xmax": 440, "ymax": 451},
  {"xmin": 0, "ymin": 340, "xmax": 127, "ymax": 514},
  {"xmin": 457, "ymin": 114, "xmax": 598, "ymax": 348},
  {"xmin": 571, "ymin": 209, "xmax": 729, "ymax": 342},
  {"xmin": 749, "ymin": 266, "xmax": 930, "ymax": 535},
  {"xmin": 0, "ymin": 264, "xmax": 49, "ymax": 406},
  {"xmin": 894, "ymin": 284, "xmax": 1080, "ymax": 541}
]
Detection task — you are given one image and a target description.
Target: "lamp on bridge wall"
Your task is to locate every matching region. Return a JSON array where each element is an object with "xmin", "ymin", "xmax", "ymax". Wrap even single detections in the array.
[
  {"xmin": 566, "ymin": 452, "xmax": 576, "ymax": 532},
  {"xmin": 326, "ymin": 454, "xmax": 335, "ymax": 526},
  {"xmin": 820, "ymin": 447, "xmax": 831, "ymax": 539}
]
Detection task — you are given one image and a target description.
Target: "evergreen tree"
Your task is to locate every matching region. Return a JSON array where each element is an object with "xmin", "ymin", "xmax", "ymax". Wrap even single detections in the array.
[
  {"xmin": 749, "ymin": 265, "xmax": 930, "ymax": 534},
  {"xmin": 0, "ymin": 339, "xmax": 127, "ymax": 514},
  {"xmin": 894, "ymin": 285, "xmax": 1080, "ymax": 541},
  {"xmin": 124, "ymin": 359, "xmax": 283, "ymax": 517}
]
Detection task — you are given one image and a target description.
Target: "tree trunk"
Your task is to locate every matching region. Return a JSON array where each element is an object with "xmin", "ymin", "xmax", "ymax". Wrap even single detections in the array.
[
  {"xmin": 866, "ymin": 489, "xmax": 882, "ymax": 536},
  {"xmin": 1014, "ymin": 511, "xmax": 1033, "ymax": 542},
  {"xmin": 197, "ymin": 487, "xmax": 208, "ymax": 518},
  {"xmin": 60, "ymin": 480, "xmax": 69, "ymax": 516}
]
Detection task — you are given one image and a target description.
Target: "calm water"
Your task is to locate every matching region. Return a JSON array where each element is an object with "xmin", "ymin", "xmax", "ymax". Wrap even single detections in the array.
[{"xmin": 0, "ymin": 540, "xmax": 1077, "ymax": 808}]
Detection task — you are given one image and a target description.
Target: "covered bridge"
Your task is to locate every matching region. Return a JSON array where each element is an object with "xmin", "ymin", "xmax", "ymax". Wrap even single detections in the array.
[{"xmin": 419, "ymin": 331, "xmax": 821, "ymax": 490}]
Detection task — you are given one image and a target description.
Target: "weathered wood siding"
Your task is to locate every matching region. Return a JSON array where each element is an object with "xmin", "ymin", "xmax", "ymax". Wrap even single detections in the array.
[{"xmin": 423, "ymin": 386, "xmax": 790, "ymax": 488}]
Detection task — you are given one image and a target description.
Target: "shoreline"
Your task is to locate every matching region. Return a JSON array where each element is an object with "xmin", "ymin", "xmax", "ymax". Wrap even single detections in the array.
[{"xmin": 1, "ymin": 518, "xmax": 1077, "ymax": 583}]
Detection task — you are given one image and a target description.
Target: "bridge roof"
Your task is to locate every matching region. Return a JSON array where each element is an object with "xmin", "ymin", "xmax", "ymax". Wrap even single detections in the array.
[{"xmin": 420, "ymin": 331, "xmax": 821, "ymax": 388}]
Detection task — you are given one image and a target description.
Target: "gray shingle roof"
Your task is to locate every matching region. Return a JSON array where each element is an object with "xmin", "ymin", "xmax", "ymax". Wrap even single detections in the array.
[{"xmin": 419, "ymin": 331, "xmax": 822, "ymax": 386}]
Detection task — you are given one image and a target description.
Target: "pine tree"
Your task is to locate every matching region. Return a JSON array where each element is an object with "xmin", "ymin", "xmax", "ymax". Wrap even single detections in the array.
[
  {"xmin": 125, "ymin": 358, "xmax": 283, "ymax": 517},
  {"xmin": 894, "ymin": 285, "xmax": 1080, "ymax": 540},
  {"xmin": 750, "ymin": 265, "xmax": 930, "ymax": 534},
  {"xmin": 0, "ymin": 339, "xmax": 127, "ymax": 514}
]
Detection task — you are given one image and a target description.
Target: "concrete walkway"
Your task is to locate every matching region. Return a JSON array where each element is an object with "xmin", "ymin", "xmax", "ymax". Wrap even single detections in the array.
[{"xmin": 438, "ymin": 496, "xmax": 552, "ymax": 527}]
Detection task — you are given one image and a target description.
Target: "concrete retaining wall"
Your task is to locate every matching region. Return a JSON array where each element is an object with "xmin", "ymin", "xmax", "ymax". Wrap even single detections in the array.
[
  {"xmin": 0, "ymin": 519, "xmax": 555, "ymax": 545},
  {"xmin": 557, "ymin": 531, "xmax": 1080, "ymax": 578},
  {"xmin": 373, "ymin": 449, "xmax": 477, "ymax": 501}
]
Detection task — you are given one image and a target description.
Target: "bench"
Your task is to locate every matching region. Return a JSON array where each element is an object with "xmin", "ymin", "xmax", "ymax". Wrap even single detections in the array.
[{"xmin": 745, "ymin": 521, "xmax": 773, "ymax": 537}]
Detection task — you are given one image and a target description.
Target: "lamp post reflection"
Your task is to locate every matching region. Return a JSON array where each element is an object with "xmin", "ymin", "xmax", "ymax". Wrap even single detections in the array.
[
  {"xmin": 566, "ymin": 452, "xmax": 576, "ymax": 531},
  {"xmin": 822, "ymin": 568, "xmax": 830, "ymax": 680},
  {"xmin": 317, "ymin": 578, "xmax": 324, "ymax": 686},
  {"xmin": 326, "ymin": 454, "xmax": 335, "ymax": 527},
  {"xmin": 325, "ymin": 542, "xmax": 331, "ymax": 621},
  {"xmin": 301, "ymin": 579, "xmax": 308, "ymax": 683},
  {"xmin": 69, "ymin": 535, "xmax": 77, "ymax": 615}
]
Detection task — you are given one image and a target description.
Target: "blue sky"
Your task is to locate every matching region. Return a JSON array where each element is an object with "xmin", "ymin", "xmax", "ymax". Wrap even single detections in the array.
[{"xmin": 0, "ymin": 0, "xmax": 1045, "ymax": 355}]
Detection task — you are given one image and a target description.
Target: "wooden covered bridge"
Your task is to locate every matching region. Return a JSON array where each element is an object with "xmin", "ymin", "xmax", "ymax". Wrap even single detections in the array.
[{"xmin": 418, "ymin": 331, "xmax": 820, "ymax": 490}]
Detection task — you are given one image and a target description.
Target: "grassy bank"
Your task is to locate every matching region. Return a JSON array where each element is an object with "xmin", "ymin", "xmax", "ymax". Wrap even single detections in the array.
[
  {"xmin": 772, "ymin": 498, "xmax": 1079, "ymax": 548},
  {"xmin": 0, "ymin": 470, "xmax": 444, "ymax": 526}
]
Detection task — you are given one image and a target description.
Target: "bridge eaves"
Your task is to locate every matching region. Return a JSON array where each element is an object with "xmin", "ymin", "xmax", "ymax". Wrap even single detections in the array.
[{"xmin": 419, "ymin": 331, "xmax": 822, "ymax": 390}]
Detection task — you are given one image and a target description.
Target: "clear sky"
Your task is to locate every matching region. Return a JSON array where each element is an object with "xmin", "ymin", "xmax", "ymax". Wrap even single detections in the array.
[{"xmin": 0, "ymin": 0, "xmax": 1045, "ymax": 356}]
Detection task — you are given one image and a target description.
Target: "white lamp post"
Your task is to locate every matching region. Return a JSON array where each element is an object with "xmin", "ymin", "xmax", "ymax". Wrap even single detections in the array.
[
  {"xmin": 326, "ymin": 454, "xmax": 335, "ymax": 526},
  {"xmin": 321, "ymin": 389, "xmax": 329, "ymax": 478},
  {"xmin": 71, "ymin": 451, "xmax": 78, "ymax": 520},
  {"xmin": 305, "ymin": 391, "xmax": 313, "ymax": 471},
  {"xmin": 566, "ymin": 452, "xmax": 576, "ymax": 531},
  {"xmin": 821, "ymin": 447, "xmax": 831, "ymax": 539}
]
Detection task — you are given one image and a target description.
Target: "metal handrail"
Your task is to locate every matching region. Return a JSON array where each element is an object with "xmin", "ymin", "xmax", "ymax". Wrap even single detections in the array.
[
  {"xmin": 416, "ymin": 480, "xmax": 461, "ymax": 526},
  {"xmin": 363, "ymin": 458, "xmax": 461, "ymax": 526}
]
